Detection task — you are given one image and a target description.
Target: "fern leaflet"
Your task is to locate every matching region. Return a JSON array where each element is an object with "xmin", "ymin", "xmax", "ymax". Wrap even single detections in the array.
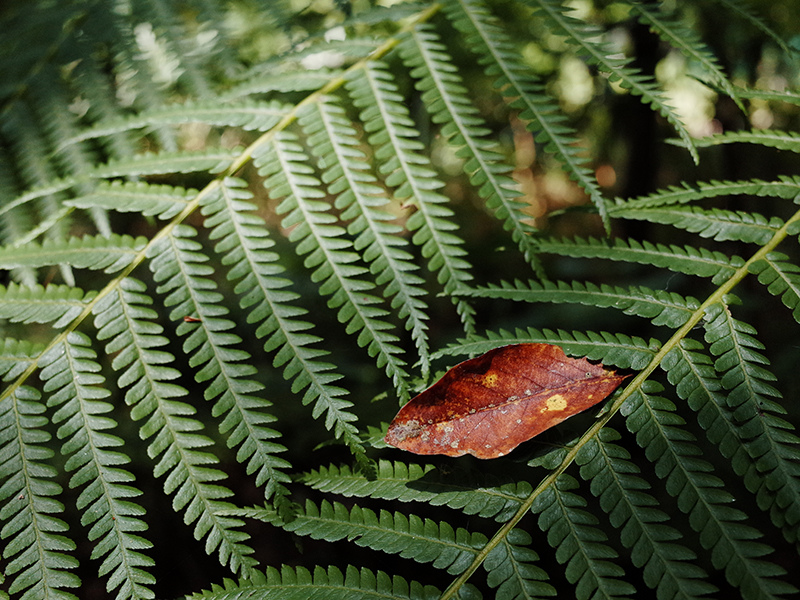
[
  {"xmin": 345, "ymin": 61, "xmax": 476, "ymax": 332},
  {"xmin": 0, "ymin": 283, "xmax": 94, "ymax": 327},
  {"xmin": 623, "ymin": 383, "xmax": 796, "ymax": 600},
  {"xmin": 148, "ymin": 225, "xmax": 292, "ymax": 505},
  {"xmin": 525, "ymin": 0, "xmax": 697, "ymax": 162},
  {"xmin": 577, "ymin": 430, "xmax": 716, "ymax": 600},
  {"xmin": 399, "ymin": 24, "xmax": 539, "ymax": 266},
  {"xmin": 532, "ymin": 474, "xmax": 635, "ymax": 600},
  {"xmin": 301, "ymin": 460, "xmax": 532, "ymax": 522},
  {"xmin": 240, "ymin": 499, "xmax": 486, "ymax": 576},
  {"xmin": 462, "ymin": 279, "xmax": 698, "ymax": 328},
  {"xmin": 300, "ymin": 96, "xmax": 431, "ymax": 377},
  {"xmin": 92, "ymin": 277, "xmax": 256, "ymax": 576},
  {"xmin": 749, "ymin": 252, "xmax": 800, "ymax": 323},
  {"xmin": 443, "ymin": 0, "xmax": 608, "ymax": 227},
  {"xmin": 297, "ymin": 98, "xmax": 414, "ymax": 396},
  {"xmin": 40, "ymin": 333, "xmax": 155, "ymax": 600},
  {"xmin": 703, "ymin": 300, "xmax": 800, "ymax": 544},
  {"xmin": 200, "ymin": 178, "xmax": 367, "ymax": 465},
  {"xmin": 0, "ymin": 385, "xmax": 80, "ymax": 600}
]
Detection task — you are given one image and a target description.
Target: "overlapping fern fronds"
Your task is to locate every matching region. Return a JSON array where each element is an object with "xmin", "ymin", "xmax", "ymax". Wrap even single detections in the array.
[{"xmin": 0, "ymin": 0, "xmax": 799, "ymax": 599}]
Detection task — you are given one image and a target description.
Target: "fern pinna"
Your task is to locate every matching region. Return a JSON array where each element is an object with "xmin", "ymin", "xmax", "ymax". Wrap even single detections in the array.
[{"xmin": 0, "ymin": 0, "xmax": 798, "ymax": 599}]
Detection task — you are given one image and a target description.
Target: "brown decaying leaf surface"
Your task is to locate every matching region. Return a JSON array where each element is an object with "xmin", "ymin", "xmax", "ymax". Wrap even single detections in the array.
[{"xmin": 385, "ymin": 343, "xmax": 628, "ymax": 459}]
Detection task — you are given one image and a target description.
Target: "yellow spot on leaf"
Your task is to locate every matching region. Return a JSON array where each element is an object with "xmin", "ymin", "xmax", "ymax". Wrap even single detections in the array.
[
  {"xmin": 545, "ymin": 394, "xmax": 567, "ymax": 411},
  {"xmin": 483, "ymin": 373, "xmax": 499, "ymax": 387}
]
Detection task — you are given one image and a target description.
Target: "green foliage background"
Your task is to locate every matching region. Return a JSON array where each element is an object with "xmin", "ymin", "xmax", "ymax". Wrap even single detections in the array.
[{"xmin": 0, "ymin": 0, "xmax": 799, "ymax": 599}]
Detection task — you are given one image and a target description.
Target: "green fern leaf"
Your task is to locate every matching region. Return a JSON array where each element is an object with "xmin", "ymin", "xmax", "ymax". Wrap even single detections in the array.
[
  {"xmin": 3, "ymin": 148, "xmax": 239, "ymax": 223},
  {"xmin": 749, "ymin": 252, "xmax": 800, "ymax": 323},
  {"xmin": 632, "ymin": 3, "xmax": 742, "ymax": 110},
  {"xmin": 610, "ymin": 204, "xmax": 783, "ymax": 245},
  {"xmin": 436, "ymin": 327, "xmax": 658, "ymax": 370},
  {"xmin": 66, "ymin": 181, "xmax": 192, "ymax": 220},
  {"xmin": 0, "ymin": 385, "xmax": 80, "ymax": 600},
  {"xmin": 296, "ymin": 99, "xmax": 413, "ymax": 396},
  {"xmin": 483, "ymin": 528, "xmax": 555, "ymax": 600},
  {"xmin": 683, "ymin": 129, "xmax": 800, "ymax": 152},
  {"xmin": 525, "ymin": 0, "xmax": 697, "ymax": 162},
  {"xmin": 703, "ymin": 300, "xmax": 800, "ymax": 544},
  {"xmin": 576, "ymin": 429, "xmax": 716, "ymax": 600},
  {"xmin": 623, "ymin": 382, "xmax": 797, "ymax": 599},
  {"xmin": 443, "ymin": 0, "xmax": 608, "ymax": 228},
  {"xmin": 92, "ymin": 277, "xmax": 256, "ymax": 576},
  {"xmin": 0, "ymin": 233, "xmax": 146, "ymax": 272},
  {"xmin": 398, "ymin": 24, "xmax": 539, "ymax": 266},
  {"xmin": 0, "ymin": 338, "xmax": 44, "ymax": 380},
  {"xmin": 663, "ymin": 340, "xmax": 800, "ymax": 544},
  {"xmin": 300, "ymin": 95, "xmax": 432, "ymax": 379},
  {"xmin": 534, "ymin": 236, "xmax": 744, "ymax": 284},
  {"xmin": 532, "ymin": 474, "xmax": 636, "ymax": 600},
  {"xmin": 345, "ymin": 61, "xmax": 476, "ymax": 331},
  {"xmin": 63, "ymin": 99, "xmax": 289, "ymax": 147},
  {"xmin": 301, "ymin": 460, "xmax": 531, "ymax": 522},
  {"xmin": 200, "ymin": 178, "xmax": 367, "ymax": 464},
  {"xmin": 462, "ymin": 279, "xmax": 698, "ymax": 327},
  {"xmin": 246, "ymin": 499, "xmax": 487, "ymax": 576},
  {"xmin": 186, "ymin": 565, "xmax": 444, "ymax": 600},
  {"xmin": 608, "ymin": 176, "xmax": 800, "ymax": 211},
  {"xmin": 40, "ymin": 332, "xmax": 155, "ymax": 600},
  {"xmin": 224, "ymin": 69, "xmax": 345, "ymax": 100},
  {"xmin": 0, "ymin": 282, "xmax": 94, "ymax": 327},
  {"xmin": 148, "ymin": 225, "xmax": 292, "ymax": 504}
]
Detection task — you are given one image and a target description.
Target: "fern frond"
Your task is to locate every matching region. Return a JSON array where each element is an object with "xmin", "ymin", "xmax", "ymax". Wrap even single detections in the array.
[
  {"xmin": 532, "ymin": 474, "xmax": 635, "ymax": 600},
  {"xmin": 436, "ymin": 327, "xmax": 658, "ymax": 370},
  {"xmin": 258, "ymin": 128, "xmax": 410, "ymax": 400},
  {"xmin": 608, "ymin": 176, "xmax": 800, "ymax": 211},
  {"xmin": 186, "ymin": 565, "xmax": 443, "ymax": 600},
  {"xmin": 0, "ymin": 385, "xmax": 80, "ymax": 600},
  {"xmin": 0, "ymin": 233, "xmax": 147, "ymax": 272},
  {"xmin": 462, "ymin": 279, "xmax": 698, "ymax": 327},
  {"xmin": 683, "ymin": 130, "xmax": 800, "ymax": 152},
  {"xmin": 346, "ymin": 62, "xmax": 476, "ymax": 331},
  {"xmin": 443, "ymin": 0, "xmax": 608, "ymax": 228},
  {"xmin": 92, "ymin": 277, "xmax": 256, "ymax": 576},
  {"xmin": 525, "ymin": 0, "xmax": 697, "ymax": 162},
  {"xmin": 148, "ymin": 225, "xmax": 292, "ymax": 504},
  {"xmin": 611, "ymin": 204, "xmax": 783, "ymax": 245},
  {"xmin": 301, "ymin": 94, "xmax": 431, "ymax": 378},
  {"xmin": 0, "ymin": 338, "xmax": 43, "ymax": 380},
  {"xmin": 66, "ymin": 181, "xmax": 192, "ymax": 220},
  {"xmin": 62, "ymin": 100, "xmax": 289, "ymax": 148},
  {"xmin": 483, "ymin": 528, "xmax": 555, "ymax": 600},
  {"xmin": 245, "ymin": 499, "xmax": 486, "ymax": 576},
  {"xmin": 301, "ymin": 460, "xmax": 531, "ymax": 522},
  {"xmin": 0, "ymin": 283, "xmax": 94, "ymax": 327},
  {"xmin": 576, "ymin": 429, "xmax": 716, "ymax": 600},
  {"xmin": 224, "ymin": 69, "xmax": 345, "ymax": 100},
  {"xmin": 749, "ymin": 252, "xmax": 800, "ymax": 323},
  {"xmin": 200, "ymin": 178, "xmax": 367, "ymax": 464},
  {"xmin": 663, "ymin": 340, "xmax": 800, "ymax": 546},
  {"xmin": 40, "ymin": 333, "xmax": 155, "ymax": 600},
  {"xmin": 296, "ymin": 99, "xmax": 414, "ymax": 395},
  {"xmin": 729, "ymin": 87, "xmax": 800, "ymax": 106},
  {"xmin": 534, "ymin": 236, "xmax": 744, "ymax": 284},
  {"xmin": 399, "ymin": 24, "xmax": 539, "ymax": 266},
  {"xmin": 623, "ymin": 382, "xmax": 796, "ymax": 600},
  {"xmin": 632, "ymin": 3, "xmax": 741, "ymax": 109},
  {"xmin": 703, "ymin": 300, "xmax": 800, "ymax": 544},
  {"xmin": 1, "ymin": 148, "xmax": 239, "ymax": 223}
]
